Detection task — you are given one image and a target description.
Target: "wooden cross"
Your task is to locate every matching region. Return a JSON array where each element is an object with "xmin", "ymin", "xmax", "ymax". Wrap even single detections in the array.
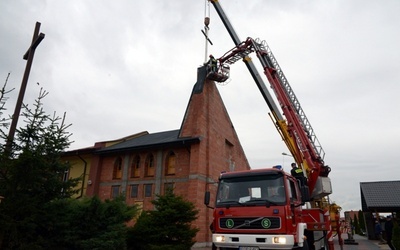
[{"xmin": 6, "ymin": 22, "xmax": 45, "ymax": 153}]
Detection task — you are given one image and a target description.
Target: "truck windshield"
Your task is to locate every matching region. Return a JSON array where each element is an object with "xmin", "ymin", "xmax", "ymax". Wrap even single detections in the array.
[{"xmin": 216, "ymin": 174, "xmax": 286, "ymax": 207}]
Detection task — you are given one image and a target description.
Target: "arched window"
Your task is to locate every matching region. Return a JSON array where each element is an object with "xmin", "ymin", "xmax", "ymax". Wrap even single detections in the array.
[
  {"xmin": 145, "ymin": 154, "xmax": 155, "ymax": 177},
  {"xmin": 131, "ymin": 155, "xmax": 140, "ymax": 178},
  {"xmin": 165, "ymin": 151, "xmax": 176, "ymax": 175},
  {"xmin": 113, "ymin": 157, "xmax": 123, "ymax": 179}
]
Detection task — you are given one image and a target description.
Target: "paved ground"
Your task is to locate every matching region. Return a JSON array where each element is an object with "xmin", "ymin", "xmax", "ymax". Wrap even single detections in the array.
[
  {"xmin": 335, "ymin": 234, "xmax": 390, "ymax": 250},
  {"xmin": 337, "ymin": 234, "xmax": 390, "ymax": 250},
  {"xmin": 192, "ymin": 234, "xmax": 392, "ymax": 250}
]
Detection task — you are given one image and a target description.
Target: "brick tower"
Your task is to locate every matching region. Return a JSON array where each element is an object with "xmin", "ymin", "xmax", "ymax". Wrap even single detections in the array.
[{"xmin": 180, "ymin": 66, "xmax": 250, "ymax": 246}]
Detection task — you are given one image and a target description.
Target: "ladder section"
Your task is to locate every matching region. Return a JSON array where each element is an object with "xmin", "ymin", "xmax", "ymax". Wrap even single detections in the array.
[
  {"xmin": 220, "ymin": 44, "xmax": 253, "ymax": 65},
  {"xmin": 254, "ymin": 38, "xmax": 325, "ymax": 161}
]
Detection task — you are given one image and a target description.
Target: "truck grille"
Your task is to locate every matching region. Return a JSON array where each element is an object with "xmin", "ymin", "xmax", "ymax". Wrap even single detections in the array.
[{"xmin": 219, "ymin": 217, "xmax": 281, "ymax": 230}]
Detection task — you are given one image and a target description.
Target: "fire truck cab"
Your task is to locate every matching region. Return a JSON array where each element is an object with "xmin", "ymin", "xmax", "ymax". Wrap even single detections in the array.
[{"xmin": 205, "ymin": 168, "xmax": 310, "ymax": 250}]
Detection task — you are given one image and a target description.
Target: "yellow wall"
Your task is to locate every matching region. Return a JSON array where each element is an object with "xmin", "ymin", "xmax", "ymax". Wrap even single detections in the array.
[{"xmin": 62, "ymin": 154, "xmax": 92, "ymax": 198}]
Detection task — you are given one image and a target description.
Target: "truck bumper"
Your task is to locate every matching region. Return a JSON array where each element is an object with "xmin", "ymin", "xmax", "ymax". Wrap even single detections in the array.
[{"xmin": 213, "ymin": 233, "xmax": 295, "ymax": 249}]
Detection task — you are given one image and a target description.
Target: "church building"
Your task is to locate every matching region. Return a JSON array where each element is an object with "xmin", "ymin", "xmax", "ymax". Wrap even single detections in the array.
[{"xmin": 62, "ymin": 66, "xmax": 251, "ymax": 246}]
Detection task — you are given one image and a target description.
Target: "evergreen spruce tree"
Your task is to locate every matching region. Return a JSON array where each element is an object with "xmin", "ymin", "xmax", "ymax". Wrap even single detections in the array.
[
  {"xmin": 358, "ymin": 210, "xmax": 366, "ymax": 235},
  {"xmin": 349, "ymin": 217, "xmax": 354, "ymax": 235},
  {"xmin": 1, "ymin": 78, "xmax": 139, "ymax": 250},
  {"xmin": 353, "ymin": 214, "xmax": 360, "ymax": 235},
  {"xmin": 0, "ymin": 73, "xmax": 12, "ymax": 139},
  {"xmin": 50, "ymin": 196, "xmax": 139, "ymax": 250},
  {"xmin": 392, "ymin": 220, "xmax": 400, "ymax": 249},
  {"xmin": 0, "ymin": 88, "xmax": 79, "ymax": 249},
  {"xmin": 128, "ymin": 190, "xmax": 199, "ymax": 250}
]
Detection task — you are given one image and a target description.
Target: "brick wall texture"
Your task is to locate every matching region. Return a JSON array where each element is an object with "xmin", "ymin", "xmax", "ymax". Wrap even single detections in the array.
[{"xmin": 83, "ymin": 78, "xmax": 250, "ymax": 246}]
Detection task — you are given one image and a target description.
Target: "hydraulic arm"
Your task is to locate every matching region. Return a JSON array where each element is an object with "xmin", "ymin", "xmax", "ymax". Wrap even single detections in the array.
[
  {"xmin": 206, "ymin": 2, "xmax": 341, "ymax": 249},
  {"xmin": 208, "ymin": 0, "xmax": 331, "ymax": 195}
]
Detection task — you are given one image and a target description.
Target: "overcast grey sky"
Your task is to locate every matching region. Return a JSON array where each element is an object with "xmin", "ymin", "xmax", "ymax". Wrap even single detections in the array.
[{"xmin": 1, "ymin": 0, "xmax": 399, "ymax": 214}]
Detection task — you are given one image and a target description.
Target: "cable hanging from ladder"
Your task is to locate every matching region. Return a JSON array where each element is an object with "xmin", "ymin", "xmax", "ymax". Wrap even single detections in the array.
[
  {"xmin": 202, "ymin": 0, "xmax": 231, "ymax": 83},
  {"xmin": 203, "ymin": 0, "xmax": 212, "ymax": 63}
]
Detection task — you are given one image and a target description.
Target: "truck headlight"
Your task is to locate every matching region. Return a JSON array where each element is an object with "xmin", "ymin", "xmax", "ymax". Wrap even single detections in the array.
[
  {"xmin": 273, "ymin": 237, "xmax": 286, "ymax": 244},
  {"xmin": 215, "ymin": 235, "xmax": 225, "ymax": 243}
]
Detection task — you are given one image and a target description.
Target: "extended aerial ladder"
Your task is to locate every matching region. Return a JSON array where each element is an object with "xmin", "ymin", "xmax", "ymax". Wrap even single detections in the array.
[
  {"xmin": 207, "ymin": 0, "xmax": 331, "ymax": 198},
  {"xmin": 205, "ymin": 1, "xmax": 341, "ymax": 249}
]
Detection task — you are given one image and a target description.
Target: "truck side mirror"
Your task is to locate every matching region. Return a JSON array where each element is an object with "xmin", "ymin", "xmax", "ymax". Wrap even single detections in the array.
[
  {"xmin": 204, "ymin": 191, "xmax": 214, "ymax": 209},
  {"xmin": 204, "ymin": 191, "xmax": 210, "ymax": 206}
]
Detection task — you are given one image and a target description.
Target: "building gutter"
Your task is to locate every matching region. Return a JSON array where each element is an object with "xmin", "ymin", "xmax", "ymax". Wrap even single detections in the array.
[{"xmin": 76, "ymin": 154, "xmax": 87, "ymax": 199}]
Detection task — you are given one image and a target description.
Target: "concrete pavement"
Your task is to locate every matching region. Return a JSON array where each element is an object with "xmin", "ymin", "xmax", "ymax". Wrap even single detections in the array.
[
  {"xmin": 338, "ymin": 234, "xmax": 390, "ymax": 250},
  {"xmin": 192, "ymin": 233, "xmax": 391, "ymax": 250}
]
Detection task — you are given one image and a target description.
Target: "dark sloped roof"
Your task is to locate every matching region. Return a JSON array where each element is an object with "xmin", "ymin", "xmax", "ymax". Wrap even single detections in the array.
[
  {"xmin": 96, "ymin": 129, "xmax": 200, "ymax": 154},
  {"xmin": 360, "ymin": 180, "xmax": 400, "ymax": 212},
  {"xmin": 62, "ymin": 145, "xmax": 98, "ymax": 156}
]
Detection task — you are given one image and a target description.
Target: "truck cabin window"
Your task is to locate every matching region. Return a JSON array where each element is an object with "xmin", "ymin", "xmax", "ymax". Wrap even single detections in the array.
[{"xmin": 216, "ymin": 174, "xmax": 286, "ymax": 206}]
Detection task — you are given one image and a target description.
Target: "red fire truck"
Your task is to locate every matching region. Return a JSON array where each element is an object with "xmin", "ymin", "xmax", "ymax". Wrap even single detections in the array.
[{"xmin": 204, "ymin": 1, "xmax": 342, "ymax": 249}]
